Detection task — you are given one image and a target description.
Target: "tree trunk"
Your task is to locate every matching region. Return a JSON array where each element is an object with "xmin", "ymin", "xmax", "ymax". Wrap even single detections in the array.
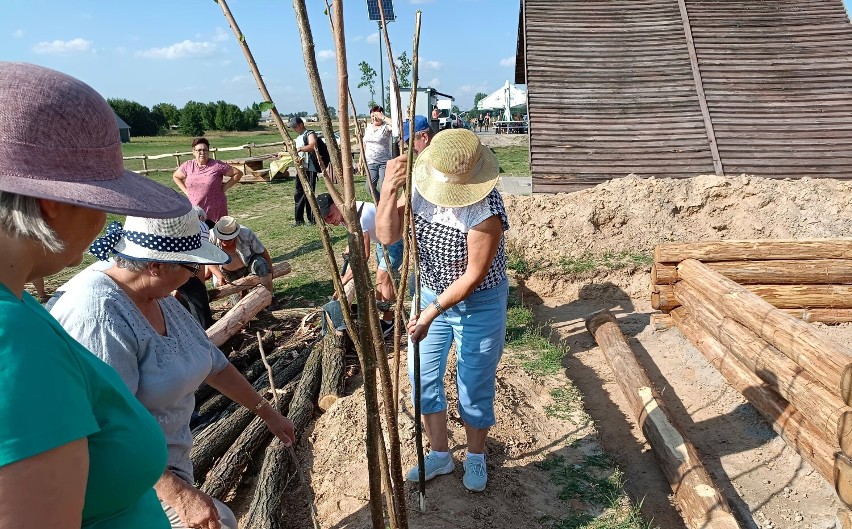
[
  {"xmin": 670, "ymin": 307, "xmax": 850, "ymax": 505},
  {"xmin": 782, "ymin": 308, "xmax": 852, "ymax": 324},
  {"xmin": 654, "ymin": 282, "xmax": 852, "ymax": 311},
  {"xmin": 655, "ymin": 239, "xmax": 852, "ymax": 264},
  {"xmin": 206, "ymin": 285, "xmax": 272, "ymax": 348},
  {"xmin": 318, "ymin": 328, "xmax": 345, "ymax": 412},
  {"xmin": 191, "ymin": 349, "xmax": 309, "ymax": 483},
  {"xmin": 201, "ymin": 379, "xmax": 297, "ymax": 500},
  {"xmin": 208, "ymin": 261, "xmax": 291, "ymax": 300},
  {"xmin": 585, "ymin": 311, "xmax": 741, "ymax": 529},
  {"xmin": 677, "ymin": 259, "xmax": 852, "ymax": 405},
  {"xmin": 675, "ymin": 281, "xmax": 852, "ymax": 457},
  {"xmin": 652, "ymin": 259, "xmax": 852, "ymax": 286},
  {"xmin": 243, "ymin": 342, "xmax": 323, "ymax": 529}
]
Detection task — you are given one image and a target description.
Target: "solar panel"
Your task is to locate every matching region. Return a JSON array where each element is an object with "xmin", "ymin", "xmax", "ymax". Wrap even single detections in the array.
[{"xmin": 366, "ymin": 0, "xmax": 395, "ymax": 22}]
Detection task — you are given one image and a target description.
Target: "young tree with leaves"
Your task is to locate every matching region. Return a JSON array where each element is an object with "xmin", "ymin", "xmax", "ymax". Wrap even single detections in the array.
[{"xmin": 358, "ymin": 61, "xmax": 377, "ymax": 107}]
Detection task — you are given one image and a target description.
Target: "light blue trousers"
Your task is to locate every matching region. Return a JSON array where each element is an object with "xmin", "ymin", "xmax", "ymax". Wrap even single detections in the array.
[{"xmin": 408, "ymin": 278, "xmax": 509, "ymax": 429}]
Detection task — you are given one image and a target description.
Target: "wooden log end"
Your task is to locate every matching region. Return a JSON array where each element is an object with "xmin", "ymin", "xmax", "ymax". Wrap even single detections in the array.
[
  {"xmin": 844, "ymin": 366, "xmax": 852, "ymax": 408},
  {"xmin": 585, "ymin": 310, "xmax": 617, "ymax": 335},
  {"xmin": 650, "ymin": 313, "xmax": 674, "ymax": 331},
  {"xmin": 842, "ymin": 410, "xmax": 852, "ymax": 461},
  {"xmin": 318, "ymin": 394, "xmax": 338, "ymax": 412},
  {"xmin": 837, "ymin": 508, "xmax": 852, "ymax": 529},
  {"xmin": 836, "ymin": 453, "xmax": 852, "ymax": 508}
]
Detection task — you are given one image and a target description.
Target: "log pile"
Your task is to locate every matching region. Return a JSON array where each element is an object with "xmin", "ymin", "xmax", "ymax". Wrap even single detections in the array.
[{"xmin": 649, "ymin": 239, "xmax": 852, "ymax": 509}]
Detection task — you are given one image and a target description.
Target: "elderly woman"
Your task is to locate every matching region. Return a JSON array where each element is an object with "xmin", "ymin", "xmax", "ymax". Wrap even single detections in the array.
[
  {"xmin": 376, "ymin": 129, "xmax": 509, "ymax": 492},
  {"xmin": 50, "ymin": 211, "xmax": 295, "ymax": 529},
  {"xmin": 0, "ymin": 62, "xmax": 191, "ymax": 528},
  {"xmin": 172, "ymin": 137, "xmax": 243, "ymax": 226},
  {"xmin": 362, "ymin": 105, "xmax": 392, "ymax": 202}
]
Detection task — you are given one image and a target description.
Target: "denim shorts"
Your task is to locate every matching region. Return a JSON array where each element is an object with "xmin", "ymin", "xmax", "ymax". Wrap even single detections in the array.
[
  {"xmin": 408, "ymin": 278, "xmax": 509, "ymax": 429},
  {"xmin": 222, "ymin": 254, "xmax": 271, "ymax": 282},
  {"xmin": 376, "ymin": 239, "xmax": 403, "ymax": 272}
]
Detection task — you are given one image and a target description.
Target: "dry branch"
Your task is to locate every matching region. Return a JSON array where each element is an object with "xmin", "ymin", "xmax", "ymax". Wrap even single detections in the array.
[
  {"xmin": 651, "ymin": 259, "xmax": 852, "ymax": 285},
  {"xmin": 208, "ymin": 261, "xmax": 291, "ymax": 300},
  {"xmin": 677, "ymin": 259, "xmax": 852, "ymax": 405},
  {"xmin": 586, "ymin": 312, "xmax": 741, "ymax": 529},
  {"xmin": 655, "ymin": 239, "xmax": 852, "ymax": 264},
  {"xmin": 206, "ymin": 285, "xmax": 272, "ymax": 347}
]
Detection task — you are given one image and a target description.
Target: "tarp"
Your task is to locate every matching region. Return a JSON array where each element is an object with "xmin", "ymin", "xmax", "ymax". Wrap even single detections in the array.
[{"xmin": 477, "ymin": 81, "xmax": 526, "ymax": 121}]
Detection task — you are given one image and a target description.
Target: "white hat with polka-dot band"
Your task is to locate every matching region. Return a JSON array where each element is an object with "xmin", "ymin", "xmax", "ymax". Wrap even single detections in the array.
[{"xmin": 89, "ymin": 210, "xmax": 229, "ymax": 265}]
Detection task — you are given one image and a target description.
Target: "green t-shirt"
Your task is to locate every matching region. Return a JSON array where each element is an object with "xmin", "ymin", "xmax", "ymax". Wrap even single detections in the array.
[{"xmin": 0, "ymin": 285, "xmax": 169, "ymax": 528}]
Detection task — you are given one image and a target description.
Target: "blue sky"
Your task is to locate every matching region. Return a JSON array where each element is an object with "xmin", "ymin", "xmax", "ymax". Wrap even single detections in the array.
[{"xmin": 2, "ymin": 0, "xmax": 522, "ymax": 114}]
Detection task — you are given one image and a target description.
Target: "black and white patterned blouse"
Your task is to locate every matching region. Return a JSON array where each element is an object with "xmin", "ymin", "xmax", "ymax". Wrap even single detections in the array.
[{"xmin": 413, "ymin": 187, "xmax": 509, "ymax": 294}]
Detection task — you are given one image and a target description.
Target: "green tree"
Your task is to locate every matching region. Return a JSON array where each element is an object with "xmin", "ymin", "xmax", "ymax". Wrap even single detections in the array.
[
  {"xmin": 327, "ymin": 106, "xmax": 337, "ymax": 118},
  {"xmin": 396, "ymin": 51, "xmax": 412, "ymax": 88},
  {"xmin": 357, "ymin": 61, "xmax": 377, "ymax": 104},
  {"xmin": 107, "ymin": 98, "xmax": 159, "ymax": 136},
  {"xmin": 179, "ymin": 101, "xmax": 205, "ymax": 136},
  {"xmin": 152, "ymin": 103, "xmax": 180, "ymax": 130},
  {"xmin": 472, "ymin": 92, "xmax": 488, "ymax": 112},
  {"xmin": 240, "ymin": 106, "xmax": 260, "ymax": 130}
]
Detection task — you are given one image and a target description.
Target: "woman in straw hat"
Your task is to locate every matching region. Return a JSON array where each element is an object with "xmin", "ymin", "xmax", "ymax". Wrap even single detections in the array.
[
  {"xmin": 0, "ymin": 62, "xmax": 189, "ymax": 528},
  {"xmin": 51, "ymin": 210, "xmax": 295, "ymax": 529},
  {"xmin": 376, "ymin": 128, "xmax": 509, "ymax": 493}
]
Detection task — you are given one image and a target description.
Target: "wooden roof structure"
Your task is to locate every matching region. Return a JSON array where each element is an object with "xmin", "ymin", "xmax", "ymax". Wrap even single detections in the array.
[{"xmin": 515, "ymin": 0, "xmax": 852, "ymax": 193}]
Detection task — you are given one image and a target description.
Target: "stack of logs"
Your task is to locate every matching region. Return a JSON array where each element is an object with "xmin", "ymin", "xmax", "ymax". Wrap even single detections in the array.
[{"xmin": 650, "ymin": 239, "xmax": 852, "ymax": 515}]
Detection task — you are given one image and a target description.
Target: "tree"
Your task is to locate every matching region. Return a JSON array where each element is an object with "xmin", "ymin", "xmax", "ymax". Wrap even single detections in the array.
[
  {"xmin": 107, "ymin": 98, "xmax": 159, "ymax": 136},
  {"xmin": 357, "ymin": 61, "xmax": 377, "ymax": 105},
  {"xmin": 396, "ymin": 51, "xmax": 411, "ymax": 89},
  {"xmin": 179, "ymin": 101, "xmax": 205, "ymax": 136},
  {"xmin": 472, "ymin": 92, "xmax": 489, "ymax": 113},
  {"xmin": 327, "ymin": 106, "xmax": 337, "ymax": 118},
  {"xmin": 152, "ymin": 103, "xmax": 180, "ymax": 130}
]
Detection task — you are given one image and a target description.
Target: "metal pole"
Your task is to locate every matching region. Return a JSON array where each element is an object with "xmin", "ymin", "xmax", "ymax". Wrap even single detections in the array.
[{"xmin": 379, "ymin": 21, "xmax": 385, "ymax": 108}]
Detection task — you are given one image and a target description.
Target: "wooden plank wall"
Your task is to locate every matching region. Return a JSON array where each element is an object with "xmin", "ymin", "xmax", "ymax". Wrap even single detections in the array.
[
  {"xmin": 688, "ymin": 0, "xmax": 852, "ymax": 179},
  {"xmin": 521, "ymin": 0, "xmax": 852, "ymax": 193}
]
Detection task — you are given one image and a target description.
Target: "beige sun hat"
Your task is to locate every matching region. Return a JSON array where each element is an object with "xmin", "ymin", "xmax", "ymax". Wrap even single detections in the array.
[
  {"xmin": 212, "ymin": 216, "xmax": 242, "ymax": 241},
  {"xmin": 89, "ymin": 210, "xmax": 229, "ymax": 264},
  {"xmin": 412, "ymin": 129, "xmax": 500, "ymax": 208}
]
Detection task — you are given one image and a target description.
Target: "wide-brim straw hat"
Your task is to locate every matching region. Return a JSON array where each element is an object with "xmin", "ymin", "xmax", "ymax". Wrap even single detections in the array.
[
  {"xmin": 412, "ymin": 129, "xmax": 500, "ymax": 208},
  {"xmin": 212, "ymin": 216, "xmax": 241, "ymax": 241},
  {"xmin": 90, "ymin": 211, "xmax": 229, "ymax": 265},
  {"xmin": 0, "ymin": 62, "xmax": 190, "ymax": 218}
]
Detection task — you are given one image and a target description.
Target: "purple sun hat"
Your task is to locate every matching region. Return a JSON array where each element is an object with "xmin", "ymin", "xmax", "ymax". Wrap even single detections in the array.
[{"xmin": 0, "ymin": 62, "xmax": 190, "ymax": 218}]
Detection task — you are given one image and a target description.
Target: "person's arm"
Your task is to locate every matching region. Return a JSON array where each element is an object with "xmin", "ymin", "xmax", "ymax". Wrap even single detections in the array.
[
  {"xmin": 172, "ymin": 168, "xmax": 189, "ymax": 196},
  {"xmin": 0, "ymin": 439, "xmax": 89, "ymax": 529},
  {"xmin": 209, "ymin": 264, "xmax": 228, "ymax": 286},
  {"xmin": 261, "ymin": 249, "xmax": 273, "ymax": 271},
  {"xmin": 153, "ymin": 469, "xmax": 221, "ymax": 529},
  {"xmin": 298, "ymin": 133, "xmax": 317, "ymax": 153},
  {"xmin": 375, "ymin": 155, "xmax": 408, "ymax": 245},
  {"xmin": 205, "ymin": 364, "xmax": 295, "ymax": 446},
  {"xmin": 221, "ymin": 165, "xmax": 243, "ymax": 192},
  {"xmin": 407, "ymin": 215, "xmax": 503, "ymax": 342}
]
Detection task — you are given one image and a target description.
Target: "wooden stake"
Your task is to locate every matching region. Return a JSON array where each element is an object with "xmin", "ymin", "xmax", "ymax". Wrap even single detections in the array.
[{"xmin": 586, "ymin": 311, "xmax": 741, "ymax": 529}]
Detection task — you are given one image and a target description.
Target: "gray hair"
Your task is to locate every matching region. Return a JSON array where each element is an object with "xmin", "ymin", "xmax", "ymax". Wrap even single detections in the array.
[
  {"xmin": 114, "ymin": 256, "xmax": 151, "ymax": 272},
  {"xmin": 0, "ymin": 192, "xmax": 64, "ymax": 252}
]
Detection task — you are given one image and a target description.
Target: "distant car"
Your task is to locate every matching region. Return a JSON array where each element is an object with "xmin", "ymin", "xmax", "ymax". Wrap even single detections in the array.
[{"xmin": 439, "ymin": 113, "xmax": 463, "ymax": 130}]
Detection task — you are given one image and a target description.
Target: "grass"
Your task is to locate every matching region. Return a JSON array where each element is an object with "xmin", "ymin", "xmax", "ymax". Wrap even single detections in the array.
[
  {"xmin": 494, "ymin": 145, "xmax": 531, "ymax": 176},
  {"xmin": 505, "ymin": 289, "xmax": 567, "ymax": 376},
  {"xmin": 559, "ymin": 252, "xmax": 653, "ymax": 276}
]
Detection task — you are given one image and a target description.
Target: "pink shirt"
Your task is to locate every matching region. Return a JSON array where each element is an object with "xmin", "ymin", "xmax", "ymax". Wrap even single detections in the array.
[{"xmin": 179, "ymin": 159, "xmax": 232, "ymax": 223}]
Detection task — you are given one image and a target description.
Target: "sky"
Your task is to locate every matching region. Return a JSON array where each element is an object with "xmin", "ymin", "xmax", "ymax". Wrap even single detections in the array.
[{"xmin": 1, "ymin": 0, "xmax": 522, "ymax": 114}]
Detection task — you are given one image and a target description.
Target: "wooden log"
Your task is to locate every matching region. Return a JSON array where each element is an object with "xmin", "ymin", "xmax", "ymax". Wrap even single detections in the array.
[
  {"xmin": 206, "ymin": 285, "xmax": 272, "ymax": 348},
  {"xmin": 201, "ymin": 379, "xmax": 297, "ymax": 500},
  {"xmin": 208, "ymin": 261, "xmax": 291, "ymax": 301},
  {"xmin": 782, "ymin": 308, "xmax": 852, "ymax": 324},
  {"xmin": 190, "ymin": 350, "xmax": 309, "ymax": 483},
  {"xmin": 651, "ymin": 259, "xmax": 852, "ymax": 286},
  {"xmin": 675, "ymin": 281, "xmax": 852, "ymax": 458},
  {"xmin": 670, "ymin": 308, "xmax": 842, "ymax": 496},
  {"xmin": 655, "ymin": 239, "xmax": 852, "ymax": 264},
  {"xmin": 585, "ymin": 311, "xmax": 741, "ymax": 529},
  {"xmin": 838, "ymin": 508, "xmax": 852, "ymax": 529},
  {"xmin": 650, "ymin": 312, "xmax": 674, "ymax": 331},
  {"xmin": 655, "ymin": 282, "xmax": 852, "ymax": 311},
  {"xmin": 195, "ymin": 332, "xmax": 280, "ymax": 405},
  {"xmin": 677, "ymin": 259, "xmax": 852, "ymax": 405},
  {"xmin": 243, "ymin": 342, "xmax": 323, "ymax": 529},
  {"xmin": 318, "ymin": 327, "xmax": 345, "ymax": 412}
]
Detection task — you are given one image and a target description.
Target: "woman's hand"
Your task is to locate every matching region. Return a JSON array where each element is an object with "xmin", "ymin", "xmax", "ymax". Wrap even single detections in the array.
[
  {"xmin": 172, "ymin": 486, "xmax": 221, "ymax": 529},
  {"xmin": 382, "ymin": 155, "xmax": 408, "ymax": 195},
  {"xmin": 407, "ymin": 313, "xmax": 434, "ymax": 343},
  {"xmin": 259, "ymin": 406, "xmax": 296, "ymax": 447}
]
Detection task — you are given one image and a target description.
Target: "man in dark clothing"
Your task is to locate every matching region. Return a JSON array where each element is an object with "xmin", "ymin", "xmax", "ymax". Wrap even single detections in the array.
[{"xmin": 289, "ymin": 116, "xmax": 319, "ymax": 226}]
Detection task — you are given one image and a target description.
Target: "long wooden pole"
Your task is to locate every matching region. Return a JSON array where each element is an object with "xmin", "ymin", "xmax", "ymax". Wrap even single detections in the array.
[
  {"xmin": 652, "ymin": 259, "xmax": 852, "ymax": 286},
  {"xmin": 655, "ymin": 239, "xmax": 852, "ymax": 264},
  {"xmin": 677, "ymin": 259, "xmax": 852, "ymax": 405},
  {"xmin": 654, "ymin": 283, "xmax": 852, "ymax": 311},
  {"xmin": 586, "ymin": 311, "xmax": 741, "ymax": 529}
]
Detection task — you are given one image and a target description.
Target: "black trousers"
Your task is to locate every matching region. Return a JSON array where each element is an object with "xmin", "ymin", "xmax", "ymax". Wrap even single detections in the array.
[
  {"xmin": 176, "ymin": 276, "xmax": 214, "ymax": 329},
  {"xmin": 294, "ymin": 170, "xmax": 318, "ymax": 224}
]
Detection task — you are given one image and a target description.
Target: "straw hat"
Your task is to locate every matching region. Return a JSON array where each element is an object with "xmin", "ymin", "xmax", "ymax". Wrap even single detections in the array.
[
  {"xmin": 212, "ymin": 216, "xmax": 242, "ymax": 241},
  {"xmin": 89, "ymin": 210, "xmax": 229, "ymax": 264},
  {"xmin": 0, "ymin": 62, "xmax": 189, "ymax": 218},
  {"xmin": 412, "ymin": 129, "xmax": 500, "ymax": 208}
]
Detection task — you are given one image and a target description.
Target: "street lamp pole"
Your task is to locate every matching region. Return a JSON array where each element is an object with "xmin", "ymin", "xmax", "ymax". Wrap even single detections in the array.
[{"xmin": 378, "ymin": 21, "xmax": 385, "ymax": 108}]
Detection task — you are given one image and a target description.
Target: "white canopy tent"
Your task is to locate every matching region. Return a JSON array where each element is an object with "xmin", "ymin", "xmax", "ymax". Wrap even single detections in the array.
[{"xmin": 477, "ymin": 80, "xmax": 527, "ymax": 121}]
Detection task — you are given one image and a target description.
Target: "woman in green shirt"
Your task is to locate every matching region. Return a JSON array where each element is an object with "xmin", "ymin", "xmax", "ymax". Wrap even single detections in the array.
[{"xmin": 0, "ymin": 63, "xmax": 191, "ymax": 528}]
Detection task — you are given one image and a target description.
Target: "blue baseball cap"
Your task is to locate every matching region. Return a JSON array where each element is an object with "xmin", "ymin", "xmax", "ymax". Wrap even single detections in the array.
[{"xmin": 403, "ymin": 115, "xmax": 430, "ymax": 142}]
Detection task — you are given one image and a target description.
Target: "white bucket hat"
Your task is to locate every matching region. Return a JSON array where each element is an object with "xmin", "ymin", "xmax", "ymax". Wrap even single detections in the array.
[
  {"xmin": 212, "ymin": 216, "xmax": 242, "ymax": 241},
  {"xmin": 89, "ymin": 210, "xmax": 229, "ymax": 264}
]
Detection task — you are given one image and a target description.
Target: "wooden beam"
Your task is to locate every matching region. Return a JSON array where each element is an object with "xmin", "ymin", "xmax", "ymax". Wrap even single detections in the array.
[
  {"xmin": 206, "ymin": 286, "xmax": 272, "ymax": 347},
  {"xmin": 676, "ymin": 259, "xmax": 852, "ymax": 405},
  {"xmin": 654, "ymin": 283, "xmax": 852, "ymax": 310},
  {"xmin": 676, "ymin": 0, "xmax": 724, "ymax": 176},
  {"xmin": 586, "ymin": 311, "xmax": 741, "ymax": 529},
  {"xmin": 654, "ymin": 239, "xmax": 852, "ymax": 264},
  {"xmin": 651, "ymin": 259, "xmax": 852, "ymax": 286}
]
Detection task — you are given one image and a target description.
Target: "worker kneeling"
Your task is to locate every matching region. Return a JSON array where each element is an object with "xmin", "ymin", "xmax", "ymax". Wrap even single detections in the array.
[{"xmin": 317, "ymin": 192, "xmax": 402, "ymax": 337}]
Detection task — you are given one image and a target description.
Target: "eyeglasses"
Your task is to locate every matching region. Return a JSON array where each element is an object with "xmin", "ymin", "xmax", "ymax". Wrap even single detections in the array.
[
  {"xmin": 194, "ymin": 148, "xmax": 209, "ymax": 153},
  {"xmin": 177, "ymin": 263, "xmax": 202, "ymax": 275}
]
